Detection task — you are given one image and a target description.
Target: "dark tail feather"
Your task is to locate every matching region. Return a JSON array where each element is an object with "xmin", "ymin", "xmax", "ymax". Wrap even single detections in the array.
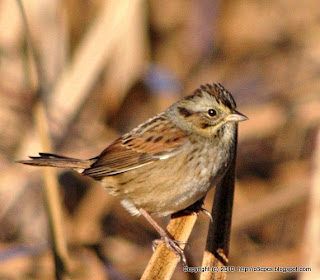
[{"xmin": 17, "ymin": 153, "xmax": 94, "ymax": 173}]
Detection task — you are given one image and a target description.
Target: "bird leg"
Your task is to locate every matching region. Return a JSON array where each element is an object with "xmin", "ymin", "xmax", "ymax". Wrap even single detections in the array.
[{"xmin": 139, "ymin": 208, "xmax": 187, "ymax": 266}]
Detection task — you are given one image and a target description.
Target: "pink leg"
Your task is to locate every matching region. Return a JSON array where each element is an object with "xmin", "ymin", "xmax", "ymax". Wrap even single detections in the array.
[{"xmin": 139, "ymin": 208, "xmax": 187, "ymax": 266}]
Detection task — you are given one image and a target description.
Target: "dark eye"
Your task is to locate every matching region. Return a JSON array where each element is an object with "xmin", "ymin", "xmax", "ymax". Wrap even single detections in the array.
[{"xmin": 208, "ymin": 109, "xmax": 217, "ymax": 117}]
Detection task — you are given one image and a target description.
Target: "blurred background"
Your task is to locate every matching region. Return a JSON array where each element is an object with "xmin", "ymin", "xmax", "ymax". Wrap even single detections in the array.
[{"xmin": 0, "ymin": 0, "xmax": 320, "ymax": 279}]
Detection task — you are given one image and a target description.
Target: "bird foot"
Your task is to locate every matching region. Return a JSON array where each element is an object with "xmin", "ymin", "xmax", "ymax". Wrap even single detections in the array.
[
  {"xmin": 152, "ymin": 235, "xmax": 188, "ymax": 266},
  {"xmin": 139, "ymin": 208, "xmax": 188, "ymax": 266}
]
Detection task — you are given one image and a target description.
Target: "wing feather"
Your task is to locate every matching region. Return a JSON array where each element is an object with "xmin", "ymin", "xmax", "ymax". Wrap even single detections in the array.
[{"xmin": 83, "ymin": 115, "xmax": 187, "ymax": 179}]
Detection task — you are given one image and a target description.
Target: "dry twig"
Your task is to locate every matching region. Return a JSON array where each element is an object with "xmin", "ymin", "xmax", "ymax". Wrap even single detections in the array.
[
  {"xmin": 141, "ymin": 213, "xmax": 198, "ymax": 280},
  {"xmin": 16, "ymin": 1, "xmax": 70, "ymax": 279},
  {"xmin": 300, "ymin": 129, "xmax": 320, "ymax": 280}
]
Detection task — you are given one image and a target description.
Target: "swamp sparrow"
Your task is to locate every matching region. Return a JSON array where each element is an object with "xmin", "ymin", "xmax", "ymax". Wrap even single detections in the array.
[{"xmin": 19, "ymin": 83, "xmax": 247, "ymax": 264}]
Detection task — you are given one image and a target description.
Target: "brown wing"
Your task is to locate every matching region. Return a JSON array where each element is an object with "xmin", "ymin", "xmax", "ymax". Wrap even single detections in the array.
[{"xmin": 83, "ymin": 114, "xmax": 187, "ymax": 179}]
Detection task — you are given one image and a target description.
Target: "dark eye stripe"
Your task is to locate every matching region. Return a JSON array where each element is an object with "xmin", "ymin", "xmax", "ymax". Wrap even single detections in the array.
[{"xmin": 178, "ymin": 107, "xmax": 193, "ymax": 117}]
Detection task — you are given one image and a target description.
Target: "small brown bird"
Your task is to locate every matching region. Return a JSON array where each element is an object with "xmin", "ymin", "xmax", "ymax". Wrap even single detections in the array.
[{"xmin": 19, "ymin": 83, "xmax": 247, "ymax": 264}]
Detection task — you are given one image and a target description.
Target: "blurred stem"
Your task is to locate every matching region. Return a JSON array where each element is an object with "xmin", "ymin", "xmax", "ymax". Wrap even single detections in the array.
[
  {"xmin": 16, "ymin": 1, "xmax": 70, "ymax": 279},
  {"xmin": 34, "ymin": 102, "xmax": 70, "ymax": 280},
  {"xmin": 301, "ymin": 129, "xmax": 320, "ymax": 280},
  {"xmin": 16, "ymin": 0, "xmax": 40, "ymax": 92}
]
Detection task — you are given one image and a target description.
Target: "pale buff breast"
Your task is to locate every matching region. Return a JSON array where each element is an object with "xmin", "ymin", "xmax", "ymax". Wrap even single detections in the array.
[{"xmin": 100, "ymin": 136, "xmax": 233, "ymax": 217}]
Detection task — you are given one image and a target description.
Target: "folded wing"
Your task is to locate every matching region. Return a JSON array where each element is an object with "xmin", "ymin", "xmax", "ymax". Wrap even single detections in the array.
[{"xmin": 83, "ymin": 115, "xmax": 187, "ymax": 179}]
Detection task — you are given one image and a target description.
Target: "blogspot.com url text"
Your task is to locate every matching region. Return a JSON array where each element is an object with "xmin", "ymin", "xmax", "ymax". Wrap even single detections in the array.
[{"xmin": 183, "ymin": 266, "xmax": 312, "ymax": 273}]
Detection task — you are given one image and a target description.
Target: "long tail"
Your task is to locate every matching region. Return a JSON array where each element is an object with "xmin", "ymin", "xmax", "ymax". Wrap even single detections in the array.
[{"xmin": 18, "ymin": 153, "xmax": 94, "ymax": 173}]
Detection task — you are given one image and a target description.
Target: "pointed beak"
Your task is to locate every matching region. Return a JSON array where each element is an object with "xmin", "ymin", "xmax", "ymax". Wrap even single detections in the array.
[{"xmin": 226, "ymin": 110, "xmax": 248, "ymax": 122}]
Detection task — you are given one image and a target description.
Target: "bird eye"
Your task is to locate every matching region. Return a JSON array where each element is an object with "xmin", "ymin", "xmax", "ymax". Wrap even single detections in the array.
[{"xmin": 208, "ymin": 109, "xmax": 217, "ymax": 117}]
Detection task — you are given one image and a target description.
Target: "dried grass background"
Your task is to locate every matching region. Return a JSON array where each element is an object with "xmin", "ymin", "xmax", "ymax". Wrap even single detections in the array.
[{"xmin": 0, "ymin": 0, "xmax": 320, "ymax": 279}]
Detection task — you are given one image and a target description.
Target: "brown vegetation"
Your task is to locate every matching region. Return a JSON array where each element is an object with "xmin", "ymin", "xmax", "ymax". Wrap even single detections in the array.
[{"xmin": 0, "ymin": 0, "xmax": 319, "ymax": 279}]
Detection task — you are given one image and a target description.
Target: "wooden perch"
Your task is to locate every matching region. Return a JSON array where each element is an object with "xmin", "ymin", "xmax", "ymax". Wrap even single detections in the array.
[{"xmin": 141, "ymin": 212, "xmax": 198, "ymax": 280}]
